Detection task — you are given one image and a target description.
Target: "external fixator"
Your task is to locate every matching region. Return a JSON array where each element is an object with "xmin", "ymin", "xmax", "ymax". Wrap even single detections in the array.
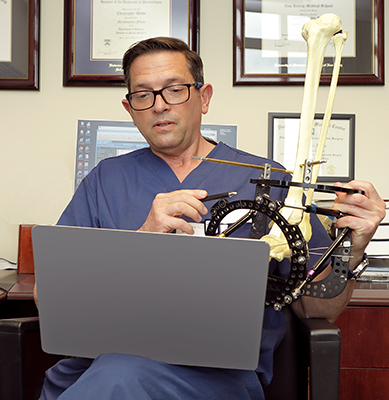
[{"xmin": 205, "ymin": 191, "xmax": 353, "ymax": 311}]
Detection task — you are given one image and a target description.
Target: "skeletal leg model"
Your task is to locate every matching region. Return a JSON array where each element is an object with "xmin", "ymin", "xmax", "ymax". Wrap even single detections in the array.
[{"xmin": 261, "ymin": 14, "xmax": 348, "ymax": 262}]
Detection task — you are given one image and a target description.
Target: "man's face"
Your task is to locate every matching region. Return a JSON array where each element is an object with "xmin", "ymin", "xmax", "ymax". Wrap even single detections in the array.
[{"xmin": 122, "ymin": 51, "xmax": 211, "ymax": 157}]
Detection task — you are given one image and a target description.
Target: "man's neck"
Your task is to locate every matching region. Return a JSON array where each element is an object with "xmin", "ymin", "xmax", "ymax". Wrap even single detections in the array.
[{"xmin": 153, "ymin": 137, "xmax": 216, "ymax": 183}]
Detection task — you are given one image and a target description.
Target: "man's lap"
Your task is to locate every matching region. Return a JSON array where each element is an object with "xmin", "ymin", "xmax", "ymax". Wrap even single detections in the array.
[{"xmin": 39, "ymin": 354, "xmax": 264, "ymax": 400}]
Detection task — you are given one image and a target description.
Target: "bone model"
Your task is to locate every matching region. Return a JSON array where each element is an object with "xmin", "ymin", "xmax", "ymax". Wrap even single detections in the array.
[{"xmin": 261, "ymin": 13, "xmax": 348, "ymax": 261}]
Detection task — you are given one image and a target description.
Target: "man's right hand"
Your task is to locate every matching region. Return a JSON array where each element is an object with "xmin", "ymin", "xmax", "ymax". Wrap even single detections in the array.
[{"xmin": 138, "ymin": 189, "xmax": 208, "ymax": 235}]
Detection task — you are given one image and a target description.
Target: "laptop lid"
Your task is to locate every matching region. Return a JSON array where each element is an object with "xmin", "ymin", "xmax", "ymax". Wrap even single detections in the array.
[{"xmin": 32, "ymin": 225, "xmax": 270, "ymax": 370}]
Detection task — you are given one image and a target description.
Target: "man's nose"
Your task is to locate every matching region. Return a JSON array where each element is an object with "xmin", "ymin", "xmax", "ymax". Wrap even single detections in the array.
[{"xmin": 153, "ymin": 92, "xmax": 169, "ymax": 112}]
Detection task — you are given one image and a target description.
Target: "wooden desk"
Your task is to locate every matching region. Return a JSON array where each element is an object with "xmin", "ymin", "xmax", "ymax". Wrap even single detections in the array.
[
  {"xmin": 7, "ymin": 273, "xmax": 35, "ymax": 300},
  {"xmin": 335, "ymin": 281, "xmax": 389, "ymax": 400}
]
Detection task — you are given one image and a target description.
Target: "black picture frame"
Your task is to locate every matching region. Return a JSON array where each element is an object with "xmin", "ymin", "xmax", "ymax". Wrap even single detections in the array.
[
  {"xmin": 64, "ymin": 0, "xmax": 200, "ymax": 87},
  {"xmin": 0, "ymin": 0, "xmax": 40, "ymax": 90},
  {"xmin": 268, "ymin": 113, "xmax": 355, "ymax": 182},
  {"xmin": 234, "ymin": 0, "xmax": 384, "ymax": 86}
]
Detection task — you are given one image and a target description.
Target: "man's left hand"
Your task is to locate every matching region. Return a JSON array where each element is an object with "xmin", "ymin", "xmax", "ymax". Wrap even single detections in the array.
[{"xmin": 332, "ymin": 180, "xmax": 386, "ymax": 268}]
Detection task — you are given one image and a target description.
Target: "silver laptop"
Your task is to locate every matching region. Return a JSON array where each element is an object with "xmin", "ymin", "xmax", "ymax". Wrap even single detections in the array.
[{"xmin": 32, "ymin": 225, "xmax": 270, "ymax": 370}]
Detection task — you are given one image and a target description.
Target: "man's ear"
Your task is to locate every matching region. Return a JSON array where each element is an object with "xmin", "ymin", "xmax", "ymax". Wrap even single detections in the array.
[
  {"xmin": 200, "ymin": 83, "xmax": 213, "ymax": 115},
  {"xmin": 122, "ymin": 98, "xmax": 135, "ymax": 121}
]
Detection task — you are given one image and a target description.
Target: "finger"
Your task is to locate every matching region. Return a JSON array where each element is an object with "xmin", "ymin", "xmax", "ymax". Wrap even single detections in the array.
[
  {"xmin": 173, "ymin": 218, "xmax": 197, "ymax": 235},
  {"xmin": 334, "ymin": 201, "xmax": 385, "ymax": 247},
  {"xmin": 165, "ymin": 201, "xmax": 205, "ymax": 223},
  {"xmin": 334, "ymin": 181, "xmax": 384, "ymax": 204},
  {"xmin": 155, "ymin": 190, "xmax": 208, "ymax": 215},
  {"xmin": 335, "ymin": 215, "xmax": 379, "ymax": 261},
  {"xmin": 331, "ymin": 181, "xmax": 386, "ymax": 260},
  {"xmin": 140, "ymin": 209, "xmax": 194, "ymax": 234},
  {"xmin": 333, "ymin": 182, "xmax": 386, "ymax": 217},
  {"xmin": 345, "ymin": 180, "xmax": 384, "ymax": 203},
  {"xmin": 178, "ymin": 191, "xmax": 209, "ymax": 215},
  {"xmin": 168, "ymin": 189, "xmax": 208, "ymax": 201},
  {"xmin": 333, "ymin": 199, "xmax": 376, "ymax": 219},
  {"xmin": 335, "ymin": 213, "xmax": 379, "ymax": 234},
  {"xmin": 141, "ymin": 190, "xmax": 209, "ymax": 233},
  {"xmin": 149, "ymin": 213, "xmax": 196, "ymax": 235}
]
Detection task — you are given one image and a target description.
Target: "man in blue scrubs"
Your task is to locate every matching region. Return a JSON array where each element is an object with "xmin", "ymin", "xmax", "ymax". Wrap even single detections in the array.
[{"xmin": 37, "ymin": 37, "xmax": 385, "ymax": 399}]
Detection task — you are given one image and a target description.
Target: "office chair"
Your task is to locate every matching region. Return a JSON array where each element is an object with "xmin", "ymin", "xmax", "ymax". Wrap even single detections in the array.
[
  {"xmin": 263, "ymin": 306, "xmax": 340, "ymax": 400},
  {"xmin": 0, "ymin": 307, "xmax": 340, "ymax": 400},
  {"xmin": 0, "ymin": 317, "xmax": 62, "ymax": 400}
]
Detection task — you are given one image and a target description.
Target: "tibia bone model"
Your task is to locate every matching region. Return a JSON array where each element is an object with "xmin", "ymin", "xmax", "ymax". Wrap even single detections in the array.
[{"xmin": 261, "ymin": 14, "xmax": 347, "ymax": 261}]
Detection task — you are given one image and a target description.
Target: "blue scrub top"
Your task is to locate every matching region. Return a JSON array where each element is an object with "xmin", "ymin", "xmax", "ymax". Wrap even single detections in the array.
[{"xmin": 58, "ymin": 142, "xmax": 331, "ymax": 385}]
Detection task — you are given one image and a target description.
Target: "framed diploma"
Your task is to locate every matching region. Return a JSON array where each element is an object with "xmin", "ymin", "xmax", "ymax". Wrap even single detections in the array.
[
  {"xmin": 64, "ymin": 0, "xmax": 200, "ymax": 87},
  {"xmin": 0, "ymin": 0, "xmax": 40, "ymax": 90},
  {"xmin": 268, "ymin": 113, "xmax": 355, "ymax": 182},
  {"xmin": 234, "ymin": 0, "xmax": 384, "ymax": 85}
]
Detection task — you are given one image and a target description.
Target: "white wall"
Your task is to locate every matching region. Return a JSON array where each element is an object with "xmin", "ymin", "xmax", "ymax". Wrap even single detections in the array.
[{"xmin": 1, "ymin": 0, "xmax": 388, "ymax": 261}]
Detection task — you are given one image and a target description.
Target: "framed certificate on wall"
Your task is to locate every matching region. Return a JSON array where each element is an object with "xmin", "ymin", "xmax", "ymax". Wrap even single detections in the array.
[
  {"xmin": 268, "ymin": 113, "xmax": 355, "ymax": 182},
  {"xmin": 0, "ymin": 0, "xmax": 40, "ymax": 90},
  {"xmin": 64, "ymin": 0, "xmax": 200, "ymax": 87},
  {"xmin": 234, "ymin": 0, "xmax": 384, "ymax": 85}
]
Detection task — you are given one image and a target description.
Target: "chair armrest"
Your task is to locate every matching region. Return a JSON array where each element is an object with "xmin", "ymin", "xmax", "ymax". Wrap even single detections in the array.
[
  {"xmin": 0, "ymin": 317, "xmax": 40, "ymax": 400},
  {"xmin": 297, "ymin": 317, "xmax": 341, "ymax": 400},
  {"xmin": 0, "ymin": 317, "xmax": 62, "ymax": 400},
  {"xmin": 263, "ymin": 308, "xmax": 340, "ymax": 400}
]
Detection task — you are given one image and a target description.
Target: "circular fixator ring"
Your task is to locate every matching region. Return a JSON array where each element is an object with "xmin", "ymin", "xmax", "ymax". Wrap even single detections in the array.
[
  {"xmin": 206, "ymin": 196, "xmax": 310, "ymax": 310},
  {"xmin": 251, "ymin": 179, "xmax": 365, "ymax": 195}
]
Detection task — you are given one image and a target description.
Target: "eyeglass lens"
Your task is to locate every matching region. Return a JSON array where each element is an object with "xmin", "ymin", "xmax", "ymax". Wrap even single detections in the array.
[{"xmin": 130, "ymin": 84, "xmax": 192, "ymax": 110}]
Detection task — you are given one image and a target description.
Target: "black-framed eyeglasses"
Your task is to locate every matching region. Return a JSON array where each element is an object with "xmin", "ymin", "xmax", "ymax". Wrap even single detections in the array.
[{"xmin": 125, "ymin": 82, "xmax": 204, "ymax": 111}]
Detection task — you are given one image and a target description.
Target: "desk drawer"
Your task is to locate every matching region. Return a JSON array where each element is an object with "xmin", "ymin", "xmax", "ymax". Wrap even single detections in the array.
[
  {"xmin": 336, "ymin": 306, "xmax": 389, "ymax": 368},
  {"xmin": 340, "ymin": 368, "xmax": 389, "ymax": 400}
]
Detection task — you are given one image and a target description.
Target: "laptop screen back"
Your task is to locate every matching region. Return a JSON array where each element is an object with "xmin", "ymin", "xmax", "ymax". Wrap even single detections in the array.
[{"xmin": 33, "ymin": 225, "xmax": 269, "ymax": 370}]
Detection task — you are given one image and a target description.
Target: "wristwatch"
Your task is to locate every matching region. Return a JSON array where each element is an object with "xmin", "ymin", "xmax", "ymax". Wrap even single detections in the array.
[{"xmin": 347, "ymin": 254, "xmax": 369, "ymax": 280}]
